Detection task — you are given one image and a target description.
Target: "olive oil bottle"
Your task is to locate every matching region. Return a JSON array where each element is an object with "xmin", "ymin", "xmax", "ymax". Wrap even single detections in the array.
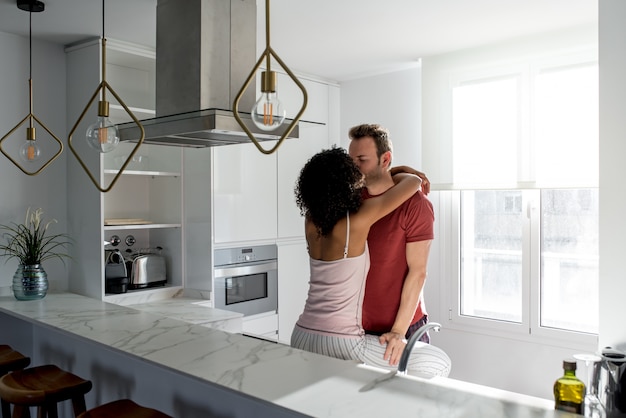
[{"xmin": 554, "ymin": 359, "xmax": 585, "ymax": 414}]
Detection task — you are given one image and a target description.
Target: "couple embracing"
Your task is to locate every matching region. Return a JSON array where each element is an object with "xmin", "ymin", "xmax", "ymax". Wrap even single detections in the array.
[{"xmin": 291, "ymin": 124, "xmax": 451, "ymax": 377}]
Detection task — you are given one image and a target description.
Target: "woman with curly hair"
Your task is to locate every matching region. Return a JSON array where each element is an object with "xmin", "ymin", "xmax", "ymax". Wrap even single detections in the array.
[{"xmin": 291, "ymin": 147, "xmax": 451, "ymax": 377}]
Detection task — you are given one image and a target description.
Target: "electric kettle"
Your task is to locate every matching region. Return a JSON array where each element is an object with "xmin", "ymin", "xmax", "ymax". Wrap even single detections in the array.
[{"xmin": 592, "ymin": 347, "xmax": 626, "ymax": 417}]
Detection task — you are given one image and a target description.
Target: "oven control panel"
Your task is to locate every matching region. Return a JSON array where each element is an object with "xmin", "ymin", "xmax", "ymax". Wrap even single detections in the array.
[
  {"xmin": 214, "ymin": 244, "xmax": 278, "ymax": 267},
  {"xmin": 236, "ymin": 250, "xmax": 256, "ymax": 263}
]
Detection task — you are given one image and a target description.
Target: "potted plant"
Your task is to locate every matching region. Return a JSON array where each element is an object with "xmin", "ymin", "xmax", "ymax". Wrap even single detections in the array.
[{"xmin": 0, "ymin": 207, "xmax": 71, "ymax": 300}]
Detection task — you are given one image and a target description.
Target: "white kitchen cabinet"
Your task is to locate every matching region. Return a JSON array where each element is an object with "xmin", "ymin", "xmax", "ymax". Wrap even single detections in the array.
[
  {"xmin": 275, "ymin": 79, "xmax": 338, "ymax": 341},
  {"xmin": 277, "ymin": 73, "xmax": 330, "ymax": 124},
  {"xmin": 274, "ymin": 121, "xmax": 331, "ymax": 343},
  {"xmin": 277, "ymin": 121, "xmax": 330, "ymax": 239},
  {"xmin": 183, "ymin": 147, "xmax": 213, "ymax": 293},
  {"xmin": 207, "ymin": 73, "xmax": 338, "ymax": 343},
  {"xmin": 210, "ymin": 73, "xmax": 338, "ymax": 245},
  {"xmin": 277, "ymin": 241, "xmax": 310, "ymax": 344},
  {"xmin": 242, "ymin": 311, "xmax": 279, "ymax": 342},
  {"xmin": 274, "ymin": 77, "xmax": 337, "ymax": 340},
  {"xmin": 66, "ymin": 39, "xmax": 183, "ymax": 302},
  {"xmin": 105, "ymin": 42, "xmax": 156, "ymax": 124},
  {"xmin": 212, "ymin": 122, "xmax": 327, "ymax": 341},
  {"xmin": 212, "ymin": 141, "xmax": 278, "ymax": 244}
]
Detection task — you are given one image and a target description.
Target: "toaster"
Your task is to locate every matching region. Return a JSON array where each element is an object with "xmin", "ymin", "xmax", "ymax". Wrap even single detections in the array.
[{"xmin": 127, "ymin": 254, "xmax": 167, "ymax": 289}]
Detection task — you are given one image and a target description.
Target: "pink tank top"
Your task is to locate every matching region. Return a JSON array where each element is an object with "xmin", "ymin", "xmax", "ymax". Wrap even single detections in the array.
[{"xmin": 296, "ymin": 213, "xmax": 370, "ymax": 337}]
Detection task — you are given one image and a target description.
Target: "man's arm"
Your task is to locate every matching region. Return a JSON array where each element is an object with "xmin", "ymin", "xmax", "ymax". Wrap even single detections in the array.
[{"xmin": 379, "ymin": 239, "xmax": 432, "ymax": 366}]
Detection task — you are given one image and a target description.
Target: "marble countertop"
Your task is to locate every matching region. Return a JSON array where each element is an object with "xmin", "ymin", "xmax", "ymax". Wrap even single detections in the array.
[
  {"xmin": 127, "ymin": 298, "xmax": 243, "ymax": 333},
  {"xmin": 0, "ymin": 293, "xmax": 575, "ymax": 417}
]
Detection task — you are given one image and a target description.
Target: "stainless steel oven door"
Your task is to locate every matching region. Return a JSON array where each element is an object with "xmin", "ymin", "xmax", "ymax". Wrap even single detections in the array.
[{"xmin": 213, "ymin": 260, "xmax": 278, "ymax": 316}]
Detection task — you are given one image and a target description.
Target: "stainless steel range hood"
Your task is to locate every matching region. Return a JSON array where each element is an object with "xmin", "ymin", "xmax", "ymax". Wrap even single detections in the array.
[
  {"xmin": 118, "ymin": 108, "xmax": 298, "ymax": 148},
  {"xmin": 118, "ymin": 0, "xmax": 299, "ymax": 147}
]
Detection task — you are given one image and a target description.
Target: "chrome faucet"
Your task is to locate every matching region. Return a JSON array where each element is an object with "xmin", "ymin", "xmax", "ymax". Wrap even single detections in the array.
[{"xmin": 397, "ymin": 322, "xmax": 442, "ymax": 374}]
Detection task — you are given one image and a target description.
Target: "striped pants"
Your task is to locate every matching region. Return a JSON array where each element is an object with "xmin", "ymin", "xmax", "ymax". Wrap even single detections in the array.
[{"xmin": 291, "ymin": 325, "xmax": 451, "ymax": 377}]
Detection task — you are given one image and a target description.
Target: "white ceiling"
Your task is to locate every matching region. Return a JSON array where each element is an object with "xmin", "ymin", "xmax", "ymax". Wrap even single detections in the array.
[{"xmin": 0, "ymin": 0, "xmax": 597, "ymax": 82}]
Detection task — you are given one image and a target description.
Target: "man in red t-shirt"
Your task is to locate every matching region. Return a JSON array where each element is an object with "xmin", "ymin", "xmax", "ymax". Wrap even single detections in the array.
[{"xmin": 348, "ymin": 124, "xmax": 433, "ymax": 367}]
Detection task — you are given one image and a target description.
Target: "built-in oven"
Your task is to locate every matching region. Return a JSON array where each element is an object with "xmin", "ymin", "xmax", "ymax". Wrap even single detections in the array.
[{"xmin": 213, "ymin": 244, "xmax": 278, "ymax": 340}]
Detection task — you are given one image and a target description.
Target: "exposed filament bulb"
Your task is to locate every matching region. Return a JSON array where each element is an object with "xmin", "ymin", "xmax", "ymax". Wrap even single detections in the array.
[
  {"xmin": 264, "ymin": 101, "xmax": 273, "ymax": 126},
  {"xmin": 19, "ymin": 127, "xmax": 41, "ymax": 162},
  {"xmin": 251, "ymin": 71, "xmax": 286, "ymax": 131},
  {"xmin": 86, "ymin": 100, "xmax": 120, "ymax": 153}
]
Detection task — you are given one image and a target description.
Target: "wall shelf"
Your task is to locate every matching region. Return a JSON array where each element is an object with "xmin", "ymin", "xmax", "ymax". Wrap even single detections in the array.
[
  {"xmin": 103, "ymin": 285, "xmax": 183, "ymax": 305},
  {"xmin": 109, "ymin": 104, "xmax": 155, "ymax": 125},
  {"xmin": 104, "ymin": 169, "xmax": 180, "ymax": 177},
  {"xmin": 104, "ymin": 223, "xmax": 182, "ymax": 231}
]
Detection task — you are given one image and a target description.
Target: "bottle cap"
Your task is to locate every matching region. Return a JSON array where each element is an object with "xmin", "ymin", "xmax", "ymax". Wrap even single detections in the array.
[{"xmin": 563, "ymin": 359, "xmax": 577, "ymax": 371}]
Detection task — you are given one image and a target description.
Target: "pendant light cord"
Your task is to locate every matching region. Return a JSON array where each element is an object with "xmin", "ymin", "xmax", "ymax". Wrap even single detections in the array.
[
  {"xmin": 100, "ymin": 0, "xmax": 107, "ymax": 103},
  {"xmin": 29, "ymin": 10, "xmax": 32, "ymax": 80},
  {"xmin": 264, "ymin": 0, "xmax": 271, "ymax": 71},
  {"xmin": 101, "ymin": 0, "xmax": 105, "ymax": 39},
  {"xmin": 28, "ymin": 8, "xmax": 33, "ymax": 126}
]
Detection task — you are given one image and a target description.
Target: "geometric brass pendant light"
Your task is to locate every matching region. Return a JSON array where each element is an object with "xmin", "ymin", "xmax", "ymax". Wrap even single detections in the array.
[
  {"xmin": 0, "ymin": 0, "xmax": 63, "ymax": 176},
  {"xmin": 67, "ymin": 0, "xmax": 144, "ymax": 193},
  {"xmin": 233, "ymin": 0, "xmax": 307, "ymax": 155}
]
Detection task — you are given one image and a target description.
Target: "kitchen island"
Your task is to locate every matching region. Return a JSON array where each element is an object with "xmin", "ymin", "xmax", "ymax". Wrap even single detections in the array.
[
  {"xmin": 0, "ymin": 293, "xmax": 574, "ymax": 417},
  {"xmin": 128, "ymin": 297, "xmax": 244, "ymax": 334}
]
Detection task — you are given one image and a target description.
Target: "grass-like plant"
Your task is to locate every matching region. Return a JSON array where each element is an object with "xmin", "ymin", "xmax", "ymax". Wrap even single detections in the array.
[{"xmin": 0, "ymin": 208, "xmax": 71, "ymax": 265}]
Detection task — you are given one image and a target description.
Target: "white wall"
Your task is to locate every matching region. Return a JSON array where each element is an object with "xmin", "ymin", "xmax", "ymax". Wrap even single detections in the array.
[
  {"xmin": 0, "ymin": 31, "xmax": 68, "ymax": 293},
  {"xmin": 598, "ymin": 0, "xmax": 626, "ymax": 350},
  {"xmin": 339, "ymin": 64, "xmax": 422, "ymax": 168}
]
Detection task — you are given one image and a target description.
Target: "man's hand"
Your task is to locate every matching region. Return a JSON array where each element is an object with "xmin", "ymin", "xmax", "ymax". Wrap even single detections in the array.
[
  {"xmin": 390, "ymin": 166, "xmax": 430, "ymax": 195},
  {"xmin": 379, "ymin": 331, "xmax": 407, "ymax": 366}
]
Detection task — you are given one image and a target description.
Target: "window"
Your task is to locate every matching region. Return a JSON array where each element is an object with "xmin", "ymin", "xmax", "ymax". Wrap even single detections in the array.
[
  {"xmin": 458, "ymin": 189, "xmax": 599, "ymax": 334},
  {"xmin": 453, "ymin": 76, "xmax": 519, "ymax": 185},
  {"xmin": 440, "ymin": 54, "xmax": 598, "ymax": 346},
  {"xmin": 460, "ymin": 190, "xmax": 524, "ymax": 324},
  {"xmin": 540, "ymin": 189, "xmax": 599, "ymax": 334}
]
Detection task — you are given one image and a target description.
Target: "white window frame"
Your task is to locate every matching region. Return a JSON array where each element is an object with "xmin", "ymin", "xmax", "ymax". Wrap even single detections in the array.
[
  {"xmin": 437, "ymin": 50, "xmax": 599, "ymax": 352},
  {"xmin": 438, "ymin": 190, "xmax": 597, "ymax": 351}
]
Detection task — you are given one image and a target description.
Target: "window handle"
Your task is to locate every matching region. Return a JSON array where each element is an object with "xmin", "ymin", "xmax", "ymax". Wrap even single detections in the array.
[{"xmin": 526, "ymin": 203, "xmax": 531, "ymax": 219}]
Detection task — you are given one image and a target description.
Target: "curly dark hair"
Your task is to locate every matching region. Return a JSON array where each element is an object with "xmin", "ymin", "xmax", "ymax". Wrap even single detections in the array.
[{"xmin": 295, "ymin": 147, "xmax": 364, "ymax": 237}]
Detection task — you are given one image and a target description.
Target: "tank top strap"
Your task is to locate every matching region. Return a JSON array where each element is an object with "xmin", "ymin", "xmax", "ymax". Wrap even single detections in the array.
[{"xmin": 343, "ymin": 211, "xmax": 350, "ymax": 259}]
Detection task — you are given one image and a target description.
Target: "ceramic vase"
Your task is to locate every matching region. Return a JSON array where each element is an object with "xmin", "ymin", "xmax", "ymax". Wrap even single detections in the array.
[{"xmin": 12, "ymin": 264, "xmax": 48, "ymax": 300}]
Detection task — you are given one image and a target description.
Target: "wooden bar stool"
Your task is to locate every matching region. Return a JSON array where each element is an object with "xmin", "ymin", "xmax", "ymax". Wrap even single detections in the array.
[
  {"xmin": 0, "ymin": 346, "xmax": 31, "ymax": 418},
  {"xmin": 0, "ymin": 364, "xmax": 92, "ymax": 418},
  {"xmin": 77, "ymin": 399, "xmax": 172, "ymax": 418},
  {"xmin": 0, "ymin": 346, "xmax": 30, "ymax": 376}
]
